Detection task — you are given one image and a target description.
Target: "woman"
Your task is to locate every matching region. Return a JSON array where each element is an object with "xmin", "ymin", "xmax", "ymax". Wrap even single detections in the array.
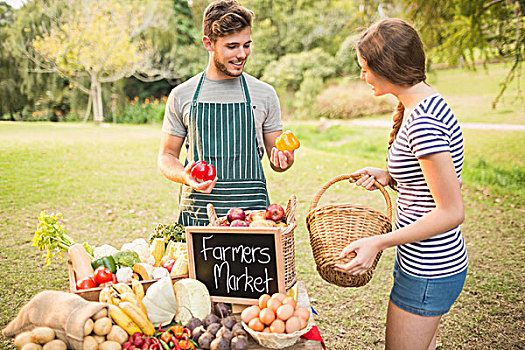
[{"xmin": 335, "ymin": 19, "xmax": 468, "ymax": 350}]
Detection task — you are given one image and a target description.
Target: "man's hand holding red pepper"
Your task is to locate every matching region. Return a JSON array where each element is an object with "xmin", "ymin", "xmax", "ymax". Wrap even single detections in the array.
[{"xmin": 184, "ymin": 160, "xmax": 217, "ymax": 194}]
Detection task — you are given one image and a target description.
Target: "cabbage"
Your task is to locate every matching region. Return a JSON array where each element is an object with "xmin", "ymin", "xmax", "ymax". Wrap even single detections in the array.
[{"xmin": 173, "ymin": 278, "xmax": 211, "ymax": 325}]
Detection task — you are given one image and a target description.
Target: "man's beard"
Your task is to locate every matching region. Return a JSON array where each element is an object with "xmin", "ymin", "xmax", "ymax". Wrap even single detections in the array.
[{"xmin": 214, "ymin": 57, "xmax": 243, "ymax": 77}]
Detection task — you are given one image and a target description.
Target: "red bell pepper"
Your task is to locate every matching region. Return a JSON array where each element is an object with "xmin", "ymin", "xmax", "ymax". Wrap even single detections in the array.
[
  {"xmin": 190, "ymin": 160, "xmax": 216, "ymax": 182},
  {"xmin": 169, "ymin": 324, "xmax": 185, "ymax": 338},
  {"xmin": 178, "ymin": 334, "xmax": 195, "ymax": 350},
  {"xmin": 160, "ymin": 331, "xmax": 172, "ymax": 344},
  {"xmin": 171, "ymin": 335, "xmax": 182, "ymax": 350},
  {"xmin": 162, "ymin": 259, "xmax": 176, "ymax": 273}
]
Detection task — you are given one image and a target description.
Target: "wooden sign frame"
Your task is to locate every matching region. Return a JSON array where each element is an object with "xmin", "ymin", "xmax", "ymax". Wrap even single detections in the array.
[{"xmin": 186, "ymin": 226, "xmax": 286, "ymax": 305}]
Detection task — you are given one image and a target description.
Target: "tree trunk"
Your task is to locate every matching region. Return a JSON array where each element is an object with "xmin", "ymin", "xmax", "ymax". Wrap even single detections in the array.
[{"xmin": 90, "ymin": 73, "xmax": 104, "ymax": 123}]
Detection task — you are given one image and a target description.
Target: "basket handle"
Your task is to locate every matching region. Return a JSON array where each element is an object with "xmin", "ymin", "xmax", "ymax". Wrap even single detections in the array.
[
  {"xmin": 207, "ymin": 203, "xmax": 220, "ymax": 226},
  {"xmin": 309, "ymin": 174, "xmax": 392, "ymax": 221}
]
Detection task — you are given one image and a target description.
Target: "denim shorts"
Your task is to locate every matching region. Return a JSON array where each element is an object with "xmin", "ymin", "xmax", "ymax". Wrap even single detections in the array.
[{"xmin": 389, "ymin": 260, "xmax": 467, "ymax": 316}]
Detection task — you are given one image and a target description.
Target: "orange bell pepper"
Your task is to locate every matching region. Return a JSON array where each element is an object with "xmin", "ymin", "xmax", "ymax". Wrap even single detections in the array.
[{"xmin": 275, "ymin": 131, "xmax": 300, "ymax": 152}]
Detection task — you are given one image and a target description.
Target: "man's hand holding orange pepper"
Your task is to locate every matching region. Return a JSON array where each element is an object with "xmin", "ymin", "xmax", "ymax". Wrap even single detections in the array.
[
  {"xmin": 275, "ymin": 131, "xmax": 300, "ymax": 152},
  {"xmin": 271, "ymin": 130, "xmax": 299, "ymax": 170}
]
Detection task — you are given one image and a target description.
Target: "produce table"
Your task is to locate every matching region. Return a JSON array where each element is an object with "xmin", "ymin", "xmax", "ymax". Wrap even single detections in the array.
[
  {"xmin": 246, "ymin": 337, "xmax": 322, "ymax": 349},
  {"xmin": 237, "ymin": 282, "xmax": 324, "ymax": 350}
]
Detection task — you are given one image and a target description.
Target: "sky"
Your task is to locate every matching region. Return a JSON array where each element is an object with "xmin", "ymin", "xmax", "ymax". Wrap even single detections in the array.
[{"xmin": 1, "ymin": 0, "xmax": 25, "ymax": 9}]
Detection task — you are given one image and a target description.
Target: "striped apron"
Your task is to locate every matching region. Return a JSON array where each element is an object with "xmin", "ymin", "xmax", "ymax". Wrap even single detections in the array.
[{"xmin": 177, "ymin": 73, "xmax": 270, "ymax": 226}]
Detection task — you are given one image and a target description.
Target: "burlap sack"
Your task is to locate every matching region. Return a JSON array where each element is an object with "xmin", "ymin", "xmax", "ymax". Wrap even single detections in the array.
[{"xmin": 2, "ymin": 290, "xmax": 107, "ymax": 349}]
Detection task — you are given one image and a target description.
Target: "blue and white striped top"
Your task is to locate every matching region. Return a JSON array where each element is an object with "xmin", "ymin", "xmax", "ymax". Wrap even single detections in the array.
[{"xmin": 387, "ymin": 93, "xmax": 468, "ymax": 278}]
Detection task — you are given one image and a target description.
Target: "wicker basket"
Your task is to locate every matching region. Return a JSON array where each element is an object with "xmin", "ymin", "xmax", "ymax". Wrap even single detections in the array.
[
  {"xmin": 306, "ymin": 174, "xmax": 392, "ymax": 287},
  {"xmin": 207, "ymin": 195, "xmax": 298, "ymax": 291},
  {"xmin": 241, "ymin": 312, "xmax": 314, "ymax": 349}
]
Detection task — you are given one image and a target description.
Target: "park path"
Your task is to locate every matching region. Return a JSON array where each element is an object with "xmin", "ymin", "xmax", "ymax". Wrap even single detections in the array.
[
  {"xmin": 349, "ymin": 120, "xmax": 525, "ymax": 131},
  {"xmin": 290, "ymin": 119, "xmax": 525, "ymax": 131}
]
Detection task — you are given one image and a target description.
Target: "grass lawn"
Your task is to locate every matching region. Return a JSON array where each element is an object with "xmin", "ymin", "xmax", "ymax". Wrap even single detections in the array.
[{"xmin": 1, "ymin": 64, "xmax": 524, "ymax": 349}]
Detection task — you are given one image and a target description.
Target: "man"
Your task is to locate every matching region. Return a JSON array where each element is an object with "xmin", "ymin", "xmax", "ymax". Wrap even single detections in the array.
[{"xmin": 158, "ymin": 0, "xmax": 295, "ymax": 226}]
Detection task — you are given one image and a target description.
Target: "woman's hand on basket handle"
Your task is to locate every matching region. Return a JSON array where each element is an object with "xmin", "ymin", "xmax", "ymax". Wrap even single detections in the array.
[
  {"xmin": 335, "ymin": 236, "xmax": 382, "ymax": 275},
  {"xmin": 184, "ymin": 161, "xmax": 217, "ymax": 194},
  {"xmin": 349, "ymin": 167, "xmax": 390, "ymax": 191}
]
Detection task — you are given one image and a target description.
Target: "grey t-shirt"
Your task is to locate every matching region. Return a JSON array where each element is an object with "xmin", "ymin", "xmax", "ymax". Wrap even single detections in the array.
[{"xmin": 162, "ymin": 72, "xmax": 283, "ymax": 158}]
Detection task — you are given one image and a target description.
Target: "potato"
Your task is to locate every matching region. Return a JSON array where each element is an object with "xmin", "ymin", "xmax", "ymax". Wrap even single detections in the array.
[
  {"xmin": 210, "ymin": 336, "xmax": 229, "ymax": 350},
  {"xmin": 98, "ymin": 340, "xmax": 121, "ymax": 350},
  {"xmin": 42, "ymin": 339, "xmax": 67, "ymax": 350},
  {"xmin": 198, "ymin": 332, "xmax": 214, "ymax": 350},
  {"xmin": 93, "ymin": 335, "xmax": 105, "ymax": 344},
  {"xmin": 93, "ymin": 317, "xmax": 112, "ymax": 336},
  {"xmin": 31, "ymin": 327, "xmax": 55, "ymax": 344},
  {"xmin": 92, "ymin": 309, "xmax": 108, "ymax": 320},
  {"xmin": 106, "ymin": 325, "xmax": 128, "ymax": 345},
  {"xmin": 21, "ymin": 343, "xmax": 42, "ymax": 350},
  {"xmin": 231, "ymin": 335, "xmax": 249, "ymax": 350},
  {"xmin": 84, "ymin": 319, "xmax": 94, "ymax": 336},
  {"xmin": 82, "ymin": 336, "xmax": 98, "ymax": 350},
  {"xmin": 14, "ymin": 331, "xmax": 36, "ymax": 349}
]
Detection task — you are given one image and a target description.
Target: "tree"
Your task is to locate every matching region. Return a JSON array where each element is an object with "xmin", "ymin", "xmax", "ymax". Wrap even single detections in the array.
[
  {"xmin": 2, "ymin": 1, "xmax": 71, "ymax": 121},
  {"xmin": 27, "ymin": 0, "xmax": 175, "ymax": 122},
  {"xmin": 405, "ymin": 0, "xmax": 524, "ymax": 107},
  {"xmin": 0, "ymin": 3, "xmax": 25, "ymax": 119},
  {"xmin": 245, "ymin": 0, "xmax": 355, "ymax": 77}
]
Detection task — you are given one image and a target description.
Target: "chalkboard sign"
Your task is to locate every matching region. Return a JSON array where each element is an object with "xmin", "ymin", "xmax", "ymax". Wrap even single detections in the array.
[{"xmin": 186, "ymin": 227, "xmax": 285, "ymax": 305}]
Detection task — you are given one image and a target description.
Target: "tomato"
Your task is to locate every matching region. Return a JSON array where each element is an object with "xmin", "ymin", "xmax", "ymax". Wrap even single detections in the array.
[
  {"xmin": 190, "ymin": 160, "xmax": 208, "ymax": 180},
  {"xmin": 93, "ymin": 266, "xmax": 113, "ymax": 284},
  {"xmin": 112, "ymin": 273, "xmax": 118, "ymax": 283},
  {"xmin": 76, "ymin": 276, "xmax": 97, "ymax": 290},
  {"xmin": 203, "ymin": 164, "xmax": 216, "ymax": 181}
]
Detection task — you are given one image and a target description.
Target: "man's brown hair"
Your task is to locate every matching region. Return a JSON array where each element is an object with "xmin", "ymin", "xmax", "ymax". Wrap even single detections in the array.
[{"xmin": 203, "ymin": 0, "xmax": 254, "ymax": 42}]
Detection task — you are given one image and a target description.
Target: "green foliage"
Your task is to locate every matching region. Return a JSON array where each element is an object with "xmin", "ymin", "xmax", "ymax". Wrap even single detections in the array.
[
  {"xmin": 316, "ymin": 80, "xmax": 396, "ymax": 119},
  {"xmin": 405, "ymin": 0, "xmax": 524, "ymax": 107},
  {"xmin": 110, "ymin": 97, "xmax": 166, "ymax": 124},
  {"xmin": 293, "ymin": 71, "xmax": 324, "ymax": 119},
  {"xmin": 334, "ymin": 35, "xmax": 361, "ymax": 77},
  {"xmin": 149, "ymin": 223, "xmax": 186, "ymax": 245},
  {"xmin": 32, "ymin": 211, "xmax": 93, "ymax": 265},
  {"xmin": 1, "ymin": 0, "xmax": 522, "ymax": 121},
  {"xmin": 262, "ymin": 48, "xmax": 336, "ymax": 91},
  {"xmin": 0, "ymin": 1, "xmax": 71, "ymax": 121},
  {"xmin": 245, "ymin": 0, "xmax": 355, "ymax": 77}
]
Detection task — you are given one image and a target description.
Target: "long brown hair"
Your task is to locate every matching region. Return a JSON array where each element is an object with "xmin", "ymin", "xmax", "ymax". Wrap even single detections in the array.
[
  {"xmin": 203, "ymin": 0, "xmax": 254, "ymax": 42},
  {"xmin": 357, "ymin": 18, "xmax": 427, "ymax": 149}
]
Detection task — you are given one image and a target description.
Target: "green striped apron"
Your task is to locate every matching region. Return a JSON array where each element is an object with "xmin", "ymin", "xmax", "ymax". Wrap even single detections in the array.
[{"xmin": 178, "ymin": 72, "xmax": 270, "ymax": 226}]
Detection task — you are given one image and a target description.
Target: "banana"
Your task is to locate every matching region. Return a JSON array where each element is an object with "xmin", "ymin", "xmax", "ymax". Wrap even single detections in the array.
[
  {"xmin": 119, "ymin": 292, "xmax": 138, "ymax": 303},
  {"xmin": 113, "ymin": 283, "xmax": 134, "ymax": 294},
  {"xmin": 119, "ymin": 291, "xmax": 147, "ymax": 316},
  {"xmin": 118, "ymin": 301, "xmax": 155, "ymax": 336},
  {"xmin": 131, "ymin": 279, "xmax": 145, "ymax": 300},
  {"xmin": 99, "ymin": 286, "xmax": 112, "ymax": 303},
  {"xmin": 109, "ymin": 293, "xmax": 122, "ymax": 306},
  {"xmin": 108, "ymin": 305, "xmax": 142, "ymax": 336}
]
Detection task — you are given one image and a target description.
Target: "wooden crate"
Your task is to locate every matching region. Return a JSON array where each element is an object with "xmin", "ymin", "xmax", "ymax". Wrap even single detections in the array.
[{"xmin": 68, "ymin": 260, "xmax": 188, "ymax": 301}]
